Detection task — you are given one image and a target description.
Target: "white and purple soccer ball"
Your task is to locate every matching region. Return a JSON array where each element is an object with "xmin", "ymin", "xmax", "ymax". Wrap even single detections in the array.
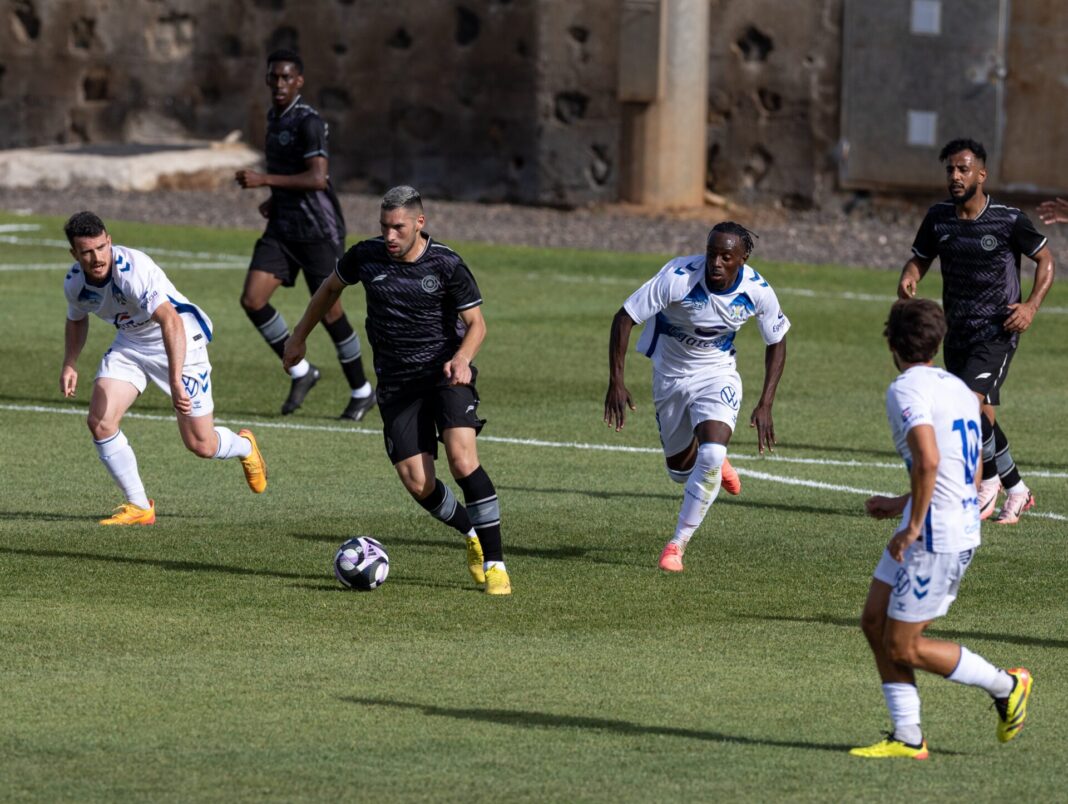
[{"xmin": 333, "ymin": 536, "xmax": 390, "ymax": 591}]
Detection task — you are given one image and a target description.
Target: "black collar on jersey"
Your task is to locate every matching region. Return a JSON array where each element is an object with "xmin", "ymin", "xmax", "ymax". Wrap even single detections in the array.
[{"xmin": 269, "ymin": 94, "xmax": 302, "ymax": 120}]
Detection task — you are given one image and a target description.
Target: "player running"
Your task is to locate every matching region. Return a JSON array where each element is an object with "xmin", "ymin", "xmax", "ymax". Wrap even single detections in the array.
[
  {"xmin": 851, "ymin": 298, "xmax": 1032, "ymax": 760},
  {"xmin": 899, "ymin": 138, "xmax": 1054, "ymax": 524},
  {"xmin": 284, "ymin": 186, "xmax": 511, "ymax": 595},
  {"xmin": 604, "ymin": 222, "xmax": 789, "ymax": 572},
  {"xmin": 236, "ymin": 49, "xmax": 375, "ymax": 421},
  {"xmin": 60, "ymin": 212, "xmax": 267, "ymax": 525}
]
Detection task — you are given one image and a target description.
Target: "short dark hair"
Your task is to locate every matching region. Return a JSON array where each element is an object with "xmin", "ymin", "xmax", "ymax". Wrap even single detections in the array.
[
  {"xmin": 883, "ymin": 298, "xmax": 947, "ymax": 364},
  {"xmin": 267, "ymin": 49, "xmax": 303, "ymax": 73},
  {"xmin": 381, "ymin": 185, "xmax": 423, "ymax": 213},
  {"xmin": 64, "ymin": 211, "xmax": 107, "ymax": 244},
  {"xmin": 939, "ymin": 138, "xmax": 986, "ymax": 164},
  {"xmin": 707, "ymin": 221, "xmax": 756, "ymax": 259}
]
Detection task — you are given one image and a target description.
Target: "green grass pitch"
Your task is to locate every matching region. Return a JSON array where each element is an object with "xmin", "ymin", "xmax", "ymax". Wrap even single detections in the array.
[{"xmin": 0, "ymin": 212, "xmax": 1066, "ymax": 801}]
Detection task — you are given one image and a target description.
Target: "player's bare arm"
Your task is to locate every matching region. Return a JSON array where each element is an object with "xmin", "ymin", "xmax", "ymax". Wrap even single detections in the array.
[
  {"xmin": 865, "ymin": 493, "xmax": 908, "ymax": 519},
  {"xmin": 236, "ymin": 156, "xmax": 329, "ymax": 192},
  {"xmin": 749, "ymin": 336, "xmax": 787, "ymax": 454},
  {"xmin": 153, "ymin": 302, "xmax": 191, "ymax": 415},
  {"xmin": 284, "ymin": 271, "xmax": 346, "ymax": 370},
  {"xmin": 1038, "ymin": 197, "xmax": 1068, "ymax": 225},
  {"xmin": 60, "ymin": 316, "xmax": 89, "ymax": 397},
  {"xmin": 897, "ymin": 255, "xmax": 933, "ymax": 299},
  {"xmin": 1004, "ymin": 245, "xmax": 1055, "ymax": 333},
  {"xmin": 604, "ymin": 307, "xmax": 637, "ymax": 431},
  {"xmin": 444, "ymin": 306, "xmax": 485, "ymax": 386},
  {"xmin": 888, "ymin": 424, "xmax": 939, "ymax": 561}
]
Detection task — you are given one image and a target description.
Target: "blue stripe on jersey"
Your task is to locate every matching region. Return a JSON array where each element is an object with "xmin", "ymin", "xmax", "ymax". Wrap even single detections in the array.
[
  {"xmin": 924, "ymin": 507, "xmax": 933, "ymax": 551},
  {"xmin": 716, "ymin": 330, "xmax": 737, "ymax": 353},
  {"xmin": 645, "ymin": 312, "xmax": 668, "ymax": 357},
  {"xmin": 709, "ymin": 269, "xmax": 745, "ymax": 296},
  {"xmin": 167, "ymin": 295, "xmax": 213, "ymax": 342}
]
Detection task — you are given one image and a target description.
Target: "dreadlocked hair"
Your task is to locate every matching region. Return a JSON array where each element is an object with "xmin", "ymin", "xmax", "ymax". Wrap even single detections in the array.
[{"xmin": 707, "ymin": 221, "xmax": 757, "ymax": 258}]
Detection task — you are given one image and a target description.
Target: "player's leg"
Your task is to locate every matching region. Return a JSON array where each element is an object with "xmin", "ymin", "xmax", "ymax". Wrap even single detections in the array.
[
  {"xmin": 304, "ymin": 252, "xmax": 375, "ymax": 421},
  {"xmin": 88, "ymin": 375, "xmax": 155, "ymax": 524},
  {"xmin": 990, "ymin": 409, "xmax": 1034, "ymax": 524},
  {"xmin": 946, "ymin": 344, "xmax": 1003, "ymax": 519},
  {"xmin": 240, "ymin": 239, "xmax": 320, "ymax": 414},
  {"xmin": 386, "ymin": 389, "xmax": 481, "ymax": 571}
]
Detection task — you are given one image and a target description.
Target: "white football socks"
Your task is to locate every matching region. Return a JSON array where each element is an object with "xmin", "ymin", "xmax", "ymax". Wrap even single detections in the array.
[
  {"xmin": 882, "ymin": 682, "xmax": 922, "ymax": 745},
  {"xmin": 288, "ymin": 359, "xmax": 310, "ymax": 379},
  {"xmin": 212, "ymin": 426, "xmax": 253, "ymax": 460},
  {"xmin": 351, "ymin": 382, "xmax": 373, "ymax": 399},
  {"xmin": 94, "ymin": 430, "xmax": 150, "ymax": 508},
  {"xmin": 671, "ymin": 442, "xmax": 726, "ymax": 545},
  {"xmin": 947, "ymin": 646, "xmax": 1014, "ymax": 698}
]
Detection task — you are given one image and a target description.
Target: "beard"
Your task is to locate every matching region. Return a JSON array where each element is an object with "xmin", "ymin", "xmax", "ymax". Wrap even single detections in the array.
[{"xmin": 951, "ymin": 182, "xmax": 979, "ymax": 205}]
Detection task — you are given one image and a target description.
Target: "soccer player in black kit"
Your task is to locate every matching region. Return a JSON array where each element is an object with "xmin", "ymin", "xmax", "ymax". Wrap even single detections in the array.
[
  {"xmin": 284, "ymin": 186, "xmax": 512, "ymax": 595},
  {"xmin": 898, "ymin": 138, "xmax": 1055, "ymax": 525},
  {"xmin": 235, "ymin": 49, "xmax": 375, "ymax": 421}
]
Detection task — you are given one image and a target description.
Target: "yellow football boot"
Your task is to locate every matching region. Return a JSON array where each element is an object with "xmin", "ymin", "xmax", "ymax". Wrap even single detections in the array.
[
  {"xmin": 849, "ymin": 736, "xmax": 928, "ymax": 760},
  {"xmin": 238, "ymin": 429, "xmax": 268, "ymax": 494},
  {"xmin": 996, "ymin": 668, "xmax": 1033, "ymax": 743},
  {"xmin": 466, "ymin": 536, "xmax": 486, "ymax": 585},
  {"xmin": 484, "ymin": 565, "xmax": 512, "ymax": 596},
  {"xmin": 99, "ymin": 500, "xmax": 156, "ymax": 526}
]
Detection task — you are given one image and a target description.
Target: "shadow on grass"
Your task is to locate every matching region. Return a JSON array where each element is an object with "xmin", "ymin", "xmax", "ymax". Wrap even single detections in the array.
[
  {"xmin": 745, "ymin": 613, "xmax": 1068, "ymax": 650},
  {"xmin": 0, "ymin": 546, "xmax": 321, "ymax": 582},
  {"xmin": 290, "ymin": 533, "xmax": 635, "ymax": 566},
  {"xmin": 0, "ymin": 511, "xmax": 103, "ymax": 522},
  {"xmin": 288, "ymin": 576, "xmax": 480, "ymax": 594},
  {"xmin": 341, "ymin": 696, "xmax": 859, "ymax": 753}
]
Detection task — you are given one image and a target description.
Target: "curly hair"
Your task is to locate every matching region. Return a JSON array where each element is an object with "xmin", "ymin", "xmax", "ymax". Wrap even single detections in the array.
[
  {"xmin": 706, "ymin": 221, "xmax": 757, "ymax": 259},
  {"xmin": 63, "ymin": 211, "xmax": 107, "ymax": 244}
]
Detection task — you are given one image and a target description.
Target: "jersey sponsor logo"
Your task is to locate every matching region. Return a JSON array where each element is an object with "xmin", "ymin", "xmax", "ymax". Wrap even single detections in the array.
[
  {"xmin": 726, "ymin": 292, "xmax": 756, "ymax": 322},
  {"xmin": 662, "ymin": 321, "xmax": 732, "ymax": 350},
  {"xmin": 181, "ymin": 370, "xmax": 210, "ymax": 398},
  {"xmin": 893, "ymin": 567, "xmax": 910, "ymax": 596},
  {"xmin": 980, "ymin": 234, "xmax": 998, "ymax": 251},
  {"xmin": 420, "ymin": 275, "xmax": 442, "ymax": 293}
]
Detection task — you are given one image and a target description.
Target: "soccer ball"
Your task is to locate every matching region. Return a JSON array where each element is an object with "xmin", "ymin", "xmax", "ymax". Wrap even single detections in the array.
[{"xmin": 333, "ymin": 536, "xmax": 390, "ymax": 590}]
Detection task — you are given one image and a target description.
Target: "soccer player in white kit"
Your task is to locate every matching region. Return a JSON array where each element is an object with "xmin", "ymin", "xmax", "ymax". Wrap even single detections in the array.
[
  {"xmin": 851, "ymin": 299, "xmax": 1032, "ymax": 759},
  {"xmin": 604, "ymin": 222, "xmax": 789, "ymax": 571},
  {"xmin": 60, "ymin": 212, "xmax": 268, "ymax": 525}
]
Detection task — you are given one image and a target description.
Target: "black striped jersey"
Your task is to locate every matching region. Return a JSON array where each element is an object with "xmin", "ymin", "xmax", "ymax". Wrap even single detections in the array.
[
  {"xmin": 335, "ymin": 235, "xmax": 483, "ymax": 383},
  {"xmin": 911, "ymin": 196, "xmax": 1047, "ymax": 348},
  {"xmin": 264, "ymin": 96, "xmax": 346, "ymax": 243}
]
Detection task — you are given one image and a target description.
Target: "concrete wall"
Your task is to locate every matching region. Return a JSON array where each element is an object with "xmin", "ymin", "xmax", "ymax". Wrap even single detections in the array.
[{"xmin": 0, "ymin": 0, "xmax": 838, "ymax": 206}]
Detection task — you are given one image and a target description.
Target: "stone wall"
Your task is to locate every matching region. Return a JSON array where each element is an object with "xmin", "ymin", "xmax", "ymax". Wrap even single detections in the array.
[{"xmin": 0, "ymin": 0, "xmax": 840, "ymax": 206}]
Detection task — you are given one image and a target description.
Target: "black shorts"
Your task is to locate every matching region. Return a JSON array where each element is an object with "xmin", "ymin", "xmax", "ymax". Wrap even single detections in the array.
[
  {"xmin": 378, "ymin": 370, "xmax": 486, "ymax": 464},
  {"xmin": 249, "ymin": 237, "xmax": 342, "ymax": 293},
  {"xmin": 943, "ymin": 340, "xmax": 1016, "ymax": 405}
]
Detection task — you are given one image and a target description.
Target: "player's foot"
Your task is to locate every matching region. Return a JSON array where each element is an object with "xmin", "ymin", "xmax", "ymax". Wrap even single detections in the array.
[
  {"xmin": 99, "ymin": 500, "xmax": 156, "ymax": 526},
  {"xmin": 484, "ymin": 565, "xmax": 511, "ymax": 595},
  {"xmin": 978, "ymin": 475, "xmax": 1001, "ymax": 520},
  {"xmin": 237, "ymin": 429, "xmax": 267, "ymax": 494},
  {"xmin": 995, "ymin": 667, "xmax": 1033, "ymax": 743},
  {"xmin": 994, "ymin": 490, "xmax": 1035, "ymax": 525},
  {"xmin": 849, "ymin": 735, "xmax": 928, "ymax": 760},
  {"xmin": 339, "ymin": 390, "xmax": 377, "ymax": 422},
  {"xmin": 466, "ymin": 536, "xmax": 486, "ymax": 585},
  {"xmin": 281, "ymin": 365, "xmax": 321, "ymax": 415},
  {"xmin": 658, "ymin": 541, "xmax": 684, "ymax": 572},
  {"xmin": 720, "ymin": 457, "xmax": 741, "ymax": 495}
]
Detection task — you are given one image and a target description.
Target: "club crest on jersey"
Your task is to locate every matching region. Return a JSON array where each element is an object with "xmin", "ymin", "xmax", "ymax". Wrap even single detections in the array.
[
  {"xmin": 421, "ymin": 275, "xmax": 441, "ymax": 293},
  {"xmin": 726, "ymin": 292, "xmax": 755, "ymax": 322},
  {"xmin": 980, "ymin": 234, "xmax": 998, "ymax": 251},
  {"xmin": 278, "ymin": 131, "xmax": 291, "ymax": 145}
]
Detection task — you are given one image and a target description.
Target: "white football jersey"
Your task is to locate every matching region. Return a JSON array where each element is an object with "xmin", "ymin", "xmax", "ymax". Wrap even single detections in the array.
[
  {"xmin": 64, "ymin": 245, "xmax": 212, "ymax": 351},
  {"xmin": 623, "ymin": 256, "xmax": 790, "ymax": 376},
  {"xmin": 886, "ymin": 365, "xmax": 982, "ymax": 553}
]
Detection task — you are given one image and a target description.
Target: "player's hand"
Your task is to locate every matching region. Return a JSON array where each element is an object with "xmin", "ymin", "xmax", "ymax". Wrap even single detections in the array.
[
  {"xmin": 60, "ymin": 366, "xmax": 78, "ymax": 397},
  {"xmin": 235, "ymin": 169, "xmax": 266, "ymax": 189},
  {"xmin": 865, "ymin": 494, "xmax": 905, "ymax": 519},
  {"xmin": 282, "ymin": 335, "xmax": 306, "ymax": 371},
  {"xmin": 887, "ymin": 523, "xmax": 920, "ymax": 562},
  {"xmin": 897, "ymin": 276, "xmax": 917, "ymax": 299},
  {"xmin": 257, "ymin": 198, "xmax": 272, "ymax": 219},
  {"xmin": 603, "ymin": 383, "xmax": 635, "ymax": 431},
  {"xmin": 749, "ymin": 403, "xmax": 775, "ymax": 454},
  {"xmin": 171, "ymin": 381, "xmax": 193, "ymax": 415},
  {"xmin": 443, "ymin": 354, "xmax": 472, "ymax": 386},
  {"xmin": 1038, "ymin": 197, "xmax": 1068, "ymax": 225},
  {"xmin": 1004, "ymin": 301, "xmax": 1037, "ymax": 333}
]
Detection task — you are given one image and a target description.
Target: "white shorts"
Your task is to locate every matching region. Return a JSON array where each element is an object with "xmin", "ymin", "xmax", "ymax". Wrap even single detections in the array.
[
  {"xmin": 873, "ymin": 543, "xmax": 976, "ymax": 623},
  {"xmin": 96, "ymin": 339, "xmax": 215, "ymax": 417},
  {"xmin": 652, "ymin": 368, "xmax": 742, "ymax": 457}
]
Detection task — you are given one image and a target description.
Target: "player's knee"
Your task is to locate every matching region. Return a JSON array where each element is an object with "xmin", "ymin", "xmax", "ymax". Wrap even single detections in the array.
[
  {"xmin": 86, "ymin": 413, "xmax": 115, "ymax": 441},
  {"xmin": 884, "ymin": 634, "xmax": 919, "ymax": 667},
  {"xmin": 859, "ymin": 610, "xmax": 883, "ymax": 641},
  {"xmin": 239, "ymin": 291, "xmax": 259, "ymax": 312},
  {"xmin": 447, "ymin": 455, "xmax": 478, "ymax": 479},
  {"xmin": 183, "ymin": 433, "xmax": 216, "ymax": 459},
  {"xmin": 666, "ymin": 465, "xmax": 692, "ymax": 484}
]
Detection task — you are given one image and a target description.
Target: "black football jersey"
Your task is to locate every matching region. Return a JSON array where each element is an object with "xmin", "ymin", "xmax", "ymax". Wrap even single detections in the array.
[
  {"xmin": 911, "ymin": 197, "xmax": 1046, "ymax": 347},
  {"xmin": 335, "ymin": 235, "xmax": 483, "ymax": 382},
  {"xmin": 264, "ymin": 96, "xmax": 345, "ymax": 243}
]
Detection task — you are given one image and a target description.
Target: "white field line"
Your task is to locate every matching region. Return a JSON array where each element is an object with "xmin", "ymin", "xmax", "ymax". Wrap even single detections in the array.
[
  {"xmin": 3, "ymin": 402, "xmax": 1064, "ymax": 521},
  {"xmin": 0, "ymin": 234, "xmax": 246, "ymax": 262},
  {"xmin": 0, "ymin": 262, "xmax": 243, "ymax": 272},
  {"xmin": 0, "ymin": 223, "xmax": 42, "ymax": 232}
]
